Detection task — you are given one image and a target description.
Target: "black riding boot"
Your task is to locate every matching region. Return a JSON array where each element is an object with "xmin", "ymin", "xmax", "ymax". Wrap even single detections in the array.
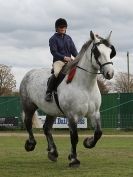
[
  {"xmin": 45, "ymin": 72, "xmax": 66, "ymax": 102},
  {"xmin": 54, "ymin": 71, "xmax": 66, "ymax": 91},
  {"xmin": 45, "ymin": 74, "xmax": 56, "ymax": 102}
]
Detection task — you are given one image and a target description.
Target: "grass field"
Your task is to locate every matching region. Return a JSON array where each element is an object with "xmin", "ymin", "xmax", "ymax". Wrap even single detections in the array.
[{"xmin": 0, "ymin": 133, "xmax": 133, "ymax": 177}]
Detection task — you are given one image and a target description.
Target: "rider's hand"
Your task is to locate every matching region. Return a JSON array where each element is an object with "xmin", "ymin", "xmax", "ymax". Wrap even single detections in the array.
[{"xmin": 64, "ymin": 56, "xmax": 72, "ymax": 62}]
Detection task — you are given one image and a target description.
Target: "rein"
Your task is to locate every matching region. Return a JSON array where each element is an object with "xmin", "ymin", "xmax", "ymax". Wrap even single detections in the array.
[{"xmin": 76, "ymin": 65, "xmax": 102, "ymax": 74}]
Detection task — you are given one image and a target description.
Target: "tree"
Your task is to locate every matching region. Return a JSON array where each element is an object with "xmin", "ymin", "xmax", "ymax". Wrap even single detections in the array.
[
  {"xmin": 114, "ymin": 72, "xmax": 133, "ymax": 93},
  {"xmin": 0, "ymin": 64, "xmax": 16, "ymax": 96},
  {"xmin": 97, "ymin": 76, "xmax": 111, "ymax": 94}
]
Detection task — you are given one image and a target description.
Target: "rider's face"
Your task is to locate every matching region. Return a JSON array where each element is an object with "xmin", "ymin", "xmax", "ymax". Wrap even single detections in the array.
[{"xmin": 57, "ymin": 26, "xmax": 67, "ymax": 34}]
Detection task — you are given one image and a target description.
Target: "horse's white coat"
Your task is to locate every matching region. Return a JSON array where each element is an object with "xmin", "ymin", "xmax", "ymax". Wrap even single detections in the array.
[{"xmin": 20, "ymin": 33, "xmax": 114, "ymax": 128}]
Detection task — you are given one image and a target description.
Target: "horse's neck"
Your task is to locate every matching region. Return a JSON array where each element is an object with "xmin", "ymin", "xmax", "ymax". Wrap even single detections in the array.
[{"xmin": 73, "ymin": 44, "xmax": 98, "ymax": 89}]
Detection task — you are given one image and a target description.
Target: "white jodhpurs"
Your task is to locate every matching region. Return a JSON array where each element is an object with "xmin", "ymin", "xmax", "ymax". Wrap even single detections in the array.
[{"xmin": 53, "ymin": 60, "xmax": 65, "ymax": 77}]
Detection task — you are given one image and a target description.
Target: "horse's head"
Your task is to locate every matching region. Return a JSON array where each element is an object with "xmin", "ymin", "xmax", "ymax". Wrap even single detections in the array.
[{"xmin": 89, "ymin": 31, "xmax": 116, "ymax": 80}]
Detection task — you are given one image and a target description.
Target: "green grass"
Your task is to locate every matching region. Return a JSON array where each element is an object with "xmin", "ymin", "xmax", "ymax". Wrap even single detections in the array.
[{"xmin": 0, "ymin": 135, "xmax": 133, "ymax": 177}]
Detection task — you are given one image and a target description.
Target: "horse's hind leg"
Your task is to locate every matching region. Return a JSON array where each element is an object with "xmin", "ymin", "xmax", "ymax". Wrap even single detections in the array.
[
  {"xmin": 43, "ymin": 115, "xmax": 58, "ymax": 162},
  {"xmin": 83, "ymin": 112, "xmax": 102, "ymax": 149},
  {"xmin": 23, "ymin": 102, "xmax": 38, "ymax": 151}
]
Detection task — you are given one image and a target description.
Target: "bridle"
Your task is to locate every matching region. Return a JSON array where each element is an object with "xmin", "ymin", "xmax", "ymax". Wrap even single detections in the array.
[
  {"xmin": 76, "ymin": 41, "xmax": 115, "ymax": 75},
  {"xmin": 91, "ymin": 42, "xmax": 113, "ymax": 73}
]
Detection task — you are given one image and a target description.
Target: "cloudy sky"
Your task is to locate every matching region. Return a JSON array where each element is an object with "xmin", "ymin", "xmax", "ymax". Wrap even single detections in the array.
[{"xmin": 0, "ymin": 0, "xmax": 133, "ymax": 89}]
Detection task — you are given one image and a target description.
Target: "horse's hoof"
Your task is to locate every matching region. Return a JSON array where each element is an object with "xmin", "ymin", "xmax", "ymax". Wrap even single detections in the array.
[
  {"xmin": 68, "ymin": 154, "xmax": 76, "ymax": 161},
  {"xmin": 25, "ymin": 139, "xmax": 36, "ymax": 152},
  {"xmin": 48, "ymin": 150, "xmax": 58, "ymax": 162},
  {"xmin": 69, "ymin": 159, "xmax": 80, "ymax": 167},
  {"xmin": 83, "ymin": 137, "xmax": 95, "ymax": 149}
]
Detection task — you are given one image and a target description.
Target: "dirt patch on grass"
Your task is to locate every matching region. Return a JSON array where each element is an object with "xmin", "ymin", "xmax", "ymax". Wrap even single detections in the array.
[{"xmin": 0, "ymin": 132, "xmax": 133, "ymax": 137}]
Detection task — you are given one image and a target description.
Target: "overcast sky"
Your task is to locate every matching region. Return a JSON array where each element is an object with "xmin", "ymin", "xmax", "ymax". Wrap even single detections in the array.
[{"xmin": 0, "ymin": 0, "xmax": 133, "ymax": 88}]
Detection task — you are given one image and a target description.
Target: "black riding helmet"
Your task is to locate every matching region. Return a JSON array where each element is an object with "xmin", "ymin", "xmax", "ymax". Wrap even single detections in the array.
[{"xmin": 55, "ymin": 18, "xmax": 67, "ymax": 30}]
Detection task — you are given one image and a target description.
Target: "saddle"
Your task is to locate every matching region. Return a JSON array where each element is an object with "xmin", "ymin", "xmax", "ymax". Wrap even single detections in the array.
[
  {"xmin": 47, "ymin": 65, "xmax": 77, "ymax": 88},
  {"xmin": 47, "ymin": 66, "xmax": 76, "ymax": 87}
]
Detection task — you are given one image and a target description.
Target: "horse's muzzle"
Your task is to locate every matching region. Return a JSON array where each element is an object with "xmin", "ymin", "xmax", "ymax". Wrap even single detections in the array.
[{"xmin": 104, "ymin": 70, "xmax": 114, "ymax": 80}]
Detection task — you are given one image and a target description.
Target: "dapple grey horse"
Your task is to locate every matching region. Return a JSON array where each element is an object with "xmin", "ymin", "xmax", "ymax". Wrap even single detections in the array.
[{"xmin": 19, "ymin": 31, "xmax": 116, "ymax": 167}]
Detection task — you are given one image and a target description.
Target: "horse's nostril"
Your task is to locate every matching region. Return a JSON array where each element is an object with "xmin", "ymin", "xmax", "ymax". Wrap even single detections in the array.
[
  {"xmin": 106, "ymin": 72, "xmax": 111, "ymax": 79},
  {"xmin": 107, "ymin": 72, "xmax": 110, "ymax": 77},
  {"xmin": 106, "ymin": 71, "xmax": 114, "ymax": 79}
]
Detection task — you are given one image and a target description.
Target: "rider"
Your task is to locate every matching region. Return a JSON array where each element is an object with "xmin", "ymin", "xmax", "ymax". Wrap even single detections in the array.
[{"xmin": 45, "ymin": 18, "xmax": 78, "ymax": 102}]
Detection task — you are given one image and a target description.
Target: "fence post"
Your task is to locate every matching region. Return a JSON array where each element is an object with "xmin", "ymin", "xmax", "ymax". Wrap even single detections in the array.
[{"xmin": 117, "ymin": 92, "xmax": 121, "ymax": 130}]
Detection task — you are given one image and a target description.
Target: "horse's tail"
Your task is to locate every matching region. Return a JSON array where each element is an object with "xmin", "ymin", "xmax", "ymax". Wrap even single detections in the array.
[
  {"xmin": 32, "ymin": 112, "xmax": 42, "ymax": 128},
  {"xmin": 22, "ymin": 111, "xmax": 42, "ymax": 128}
]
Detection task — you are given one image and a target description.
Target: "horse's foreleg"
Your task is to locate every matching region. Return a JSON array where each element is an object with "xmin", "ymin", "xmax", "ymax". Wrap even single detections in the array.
[
  {"xmin": 83, "ymin": 112, "xmax": 102, "ymax": 149},
  {"xmin": 68, "ymin": 119, "xmax": 80, "ymax": 167},
  {"xmin": 43, "ymin": 115, "xmax": 58, "ymax": 162}
]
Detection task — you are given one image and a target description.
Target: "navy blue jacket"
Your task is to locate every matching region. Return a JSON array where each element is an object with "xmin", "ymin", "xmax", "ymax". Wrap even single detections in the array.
[{"xmin": 49, "ymin": 33, "xmax": 78, "ymax": 63}]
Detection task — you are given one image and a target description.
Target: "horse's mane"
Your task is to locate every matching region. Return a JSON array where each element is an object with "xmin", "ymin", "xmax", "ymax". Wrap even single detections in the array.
[
  {"xmin": 62, "ymin": 39, "xmax": 92, "ymax": 74},
  {"xmin": 62, "ymin": 36, "xmax": 111, "ymax": 74}
]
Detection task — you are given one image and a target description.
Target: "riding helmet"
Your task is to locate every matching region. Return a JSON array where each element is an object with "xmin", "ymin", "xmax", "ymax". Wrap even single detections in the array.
[{"xmin": 55, "ymin": 18, "xmax": 67, "ymax": 29}]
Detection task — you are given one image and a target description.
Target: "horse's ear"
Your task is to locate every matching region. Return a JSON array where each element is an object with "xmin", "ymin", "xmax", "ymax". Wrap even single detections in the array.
[
  {"xmin": 106, "ymin": 31, "xmax": 112, "ymax": 42},
  {"xmin": 90, "ymin": 31, "xmax": 94, "ymax": 40},
  {"xmin": 90, "ymin": 31, "xmax": 99, "ymax": 43}
]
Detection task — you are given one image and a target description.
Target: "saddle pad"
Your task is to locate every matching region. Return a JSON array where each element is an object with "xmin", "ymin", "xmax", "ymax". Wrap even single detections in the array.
[{"xmin": 66, "ymin": 67, "xmax": 76, "ymax": 84}]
